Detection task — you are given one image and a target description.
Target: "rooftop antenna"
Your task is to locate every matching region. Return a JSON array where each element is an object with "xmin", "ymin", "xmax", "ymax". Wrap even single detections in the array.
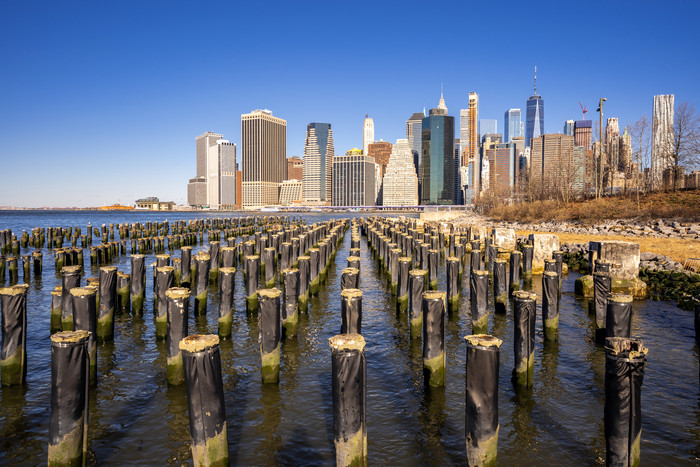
[{"xmin": 534, "ymin": 66, "xmax": 537, "ymax": 95}]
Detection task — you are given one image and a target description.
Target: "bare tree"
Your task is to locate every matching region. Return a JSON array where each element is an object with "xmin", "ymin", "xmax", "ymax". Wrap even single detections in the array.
[
  {"xmin": 672, "ymin": 102, "xmax": 700, "ymax": 190},
  {"xmin": 630, "ymin": 115, "xmax": 651, "ymax": 208}
]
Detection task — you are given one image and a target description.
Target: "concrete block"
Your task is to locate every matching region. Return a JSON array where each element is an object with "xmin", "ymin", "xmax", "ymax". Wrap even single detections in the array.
[
  {"xmin": 589, "ymin": 241, "xmax": 640, "ymax": 280},
  {"xmin": 492, "ymin": 228, "xmax": 516, "ymax": 250},
  {"xmin": 528, "ymin": 233, "xmax": 560, "ymax": 274}
]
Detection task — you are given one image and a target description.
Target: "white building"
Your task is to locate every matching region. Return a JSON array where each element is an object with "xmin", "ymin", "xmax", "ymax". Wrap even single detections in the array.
[
  {"xmin": 363, "ymin": 115, "xmax": 374, "ymax": 156},
  {"xmin": 187, "ymin": 132, "xmax": 236, "ymax": 209},
  {"xmin": 279, "ymin": 180, "xmax": 302, "ymax": 206},
  {"xmin": 651, "ymin": 94, "xmax": 675, "ymax": 190},
  {"xmin": 302, "ymin": 123, "xmax": 334, "ymax": 205},
  {"xmin": 382, "ymin": 139, "xmax": 418, "ymax": 206},
  {"xmin": 332, "ymin": 149, "xmax": 376, "ymax": 207}
]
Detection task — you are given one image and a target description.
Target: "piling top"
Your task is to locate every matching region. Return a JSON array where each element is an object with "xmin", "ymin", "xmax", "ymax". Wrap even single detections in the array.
[
  {"xmin": 165, "ymin": 287, "xmax": 191, "ymax": 299},
  {"xmin": 86, "ymin": 277, "xmax": 99, "ymax": 286},
  {"xmin": 423, "ymin": 290, "xmax": 446, "ymax": 301},
  {"xmin": 179, "ymin": 334, "xmax": 220, "ymax": 353},
  {"xmin": 156, "ymin": 266, "xmax": 175, "ymax": 274},
  {"xmin": 522, "ymin": 244, "xmax": 533, "ymax": 249},
  {"xmin": 221, "ymin": 246, "xmax": 235, "ymax": 252},
  {"xmin": 342, "ymin": 267, "xmax": 360, "ymax": 275},
  {"xmin": 219, "ymin": 267, "xmax": 236, "ymax": 274},
  {"xmin": 0, "ymin": 285, "xmax": 27, "ymax": 296},
  {"xmin": 473, "ymin": 270, "xmax": 489, "ymax": 277},
  {"xmin": 282, "ymin": 267, "xmax": 299, "ymax": 275},
  {"xmin": 51, "ymin": 288, "xmax": 62, "ymax": 296},
  {"xmin": 245, "ymin": 255, "xmax": 260, "ymax": 261},
  {"xmin": 341, "ymin": 288, "xmax": 362, "ymax": 299},
  {"xmin": 329, "ymin": 333, "xmax": 365, "ymax": 351},
  {"xmin": 180, "ymin": 246, "xmax": 191, "ymax": 252},
  {"xmin": 309, "ymin": 247, "xmax": 319, "ymax": 252},
  {"xmin": 512, "ymin": 290, "xmax": 537, "ymax": 301},
  {"xmin": 409, "ymin": 269, "xmax": 427, "ymax": 277},
  {"xmin": 447, "ymin": 256, "xmax": 459, "ymax": 262},
  {"xmin": 464, "ymin": 334, "xmax": 503, "ymax": 349},
  {"xmin": 61, "ymin": 265, "xmax": 82, "ymax": 275},
  {"xmin": 195, "ymin": 253, "xmax": 211, "ymax": 261},
  {"xmin": 100, "ymin": 266, "xmax": 118, "ymax": 273},
  {"xmin": 593, "ymin": 270, "xmax": 610, "ymax": 277},
  {"xmin": 117, "ymin": 271, "xmax": 130, "ymax": 278},
  {"xmin": 69, "ymin": 287, "xmax": 97, "ymax": 297},
  {"xmin": 257, "ymin": 288, "xmax": 281, "ymax": 299},
  {"xmin": 51, "ymin": 330, "xmax": 90, "ymax": 344},
  {"xmin": 607, "ymin": 293, "xmax": 633, "ymax": 303},
  {"xmin": 605, "ymin": 337, "xmax": 648, "ymax": 359},
  {"xmin": 347, "ymin": 256, "xmax": 361, "ymax": 263},
  {"xmin": 156, "ymin": 254, "xmax": 170, "ymax": 260},
  {"xmin": 543, "ymin": 271, "xmax": 558, "ymax": 278},
  {"xmin": 132, "ymin": 254, "xmax": 146, "ymax": 259}
]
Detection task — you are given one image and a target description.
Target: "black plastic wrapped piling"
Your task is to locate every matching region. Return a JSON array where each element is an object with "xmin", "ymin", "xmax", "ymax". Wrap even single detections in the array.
[
  {"xmin": 116, "ymin": 271, "xmax": 130, "ymax": 312},
  {"xmin": 521, "ymin": 245, "xmax": 533, "ymax": 281},
  {"xmin": 0, "ymin": 255, "xmax": 5, "ymax": 283},
  {"xmin": 408, "ymin": 269, "xmax": 427, "ymax": 339},
  {"xmin": 263, "ymin": 247, "xmax": 276, "ymax": 288},
  {"xmin": 48, "ymin": 330, "xmax": 90, "ymax": 467},
  {"xmin": 22, "ymin": 255, "xmax": 30, "ymax": 282},
  {"xmin": 209, "ymin": 241, "xmax": 220, "ymax": 283},
  {"xmin": 397, "ymin": 257, "xmax": 411, "ymax": 312},
  {"xmin": 423, "ymin": 290, "xmax": 446, "ymax": 388},
  {"xmin": 470, "ymin": 249, "xmax": 481, "ymax": 277},
  {"xmin": 297, "ymin": 255, "xmax": 310, "ymax": 312},
  {"xmin": 180, "ymin": 246, "xmax": 192, "ymax": 286},
  {"xmin": 594, "ymin": 271, "xmax": 612, "ymax": 340},
  {"xmin": 1, "ymin": 285, "xmax": 28, "ymax": 386},
  {"xmin": 604, "ymin": 337, "xmax": 647, "ymax": 467},
  {"xmin": 512, "ymin": 291, "xmax": 537, "ymax": 388},
  {"xmin": 309, "ymin": 248, "xmax": 320, "ymax": 295},
  {"xmin": 7, "ymin": 256, "xmax": 18, "ymax": 285},
  {"xmin": 130, "ymin": 254, "xmax": 145, "ymax": 314},
  {"xmin": 166, "ymin": 288, "xmax": 190, "ymax": 385},
  {"xmin": 282, "ymin": 268, "xmax": 299, "ymax": 337},
  {"xmin": 341, "ymin": 267, "xmax": 360, "ymax": 292},
  {"xmin": 194, "ymin": 253, "xmax": 210, "ymax": 315},
  {"xmin": 695, "ymin": 301, "xmax": 700, "ymax": 347},
  {"xmin": 428, "ymin": 249, "xmax": 439, "ymax": 290},
  {"xmin": 470, "ymin": 270, "xmax": 489, "ymax": 335},
  {"xmin": 70, "ymin": 287, "xmax": 97, "ymax": 385},
  {"xmin": 97, "ymin": 266, "xmax": 117, "ymax": 342},
  {"xmin": 389, "ymin": 248, "xmax": 400, "ymax": 295},
  {"xmin": 347, "ymin": 256, "xmax": 361, "ymax": 271},
  {"xmin": 446, "ymin": 257, "xmax": 460, "ymax": 312},
  {"xmin": 493, "ymin": 259, "xmax": 508, "ymax": 314},
  {"xmin": 218, "ymin": 268, "xmax": 235, "ymax": 338},
  {"xmin": 61, "ymin": 265, "xmax": 82, "ymax": 331},
  {"xmin": 464, "ymin": 334, "xmax": 502, "ymax": 467},
  {"xmin": 509, "ymin": 250, "xmax": 521, "ymax": 291},
  {"xmin": 180, "ymin": 335, "xmax": 229, "ymax": 466},
  {"xmin": 542, "ymin": 271, "xmax": 560, "ymax": 341},
  {"xmin": 606, "ymin": 294, "xmax": 633, "ymax": 339},
  {"xmin": 258, "ymin": 288, "xmax": 282, "ymax": 384},
  {"xmin": 221, "ymin": 246, "xmax": 236, "ymax": 269},
  {"xmin": 280, "ymin": 242, "xmax": 291, "ymax": 275},
  {"xmin": 552, "ymin": 250, "xmax": 564, "ymax": 278},
  {"xmin": 50, "ymin": 286, "xmax": 63, "ymax": 334},
  {"xmin": 330, "ymin": 333, "xmax": 367, "ymax": 467},
  {"xmin": 245, "ymin": 255, "xmax": 260, "ymax": 313},
  {"xmin": 340, "ymin": 288, "xmax": 362, "ymax": 334}
]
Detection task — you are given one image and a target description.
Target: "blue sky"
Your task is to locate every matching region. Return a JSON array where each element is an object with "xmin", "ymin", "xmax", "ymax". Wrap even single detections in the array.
[{"xmin": 1, "ymin": 0, "xmax": 698, "ymax": 207}]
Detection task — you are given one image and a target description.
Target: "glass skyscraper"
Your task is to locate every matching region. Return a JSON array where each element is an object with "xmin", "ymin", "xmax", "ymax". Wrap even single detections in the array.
[
  {"xmin": 526, "ymin": 94, "xmax": 544, "ymax": 147},
  {"xmin": 420, "ymin": 109, "xmax": 455, "ymax": 205},
  {"xmin": 504, "ymin": 108, "xmax": 522, "ymax": 143}
]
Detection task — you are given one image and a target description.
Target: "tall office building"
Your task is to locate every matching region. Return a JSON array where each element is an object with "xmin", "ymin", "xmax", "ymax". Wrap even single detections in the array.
[
  {"xmin": 651, "ymin": 94, "xmax": 675, "ymax": 190},
  {"xmin": 363, "ymin": 115, "xmax": 374, "ymax": 156},
  {"xmin": 479, "ymin": 119, "xmax": 498, "ymax": 137},
  {"xmin": 187, "ymin": 132, "xmax": 237, "ymax": 209},
  {"xmin": 367, "ymin": 141, "xmax": 393, "ymax": 204},
  {"xmin": 241, "ymin": 109, "xmax": 287, "ymax": 208},
  {"xmin": 504, "ymin": 109, "xmax": 522, "ymax": 143},
  {"xmin": 530, "ymin": 134, "xmax": 575, "ymax": 197},
  {"xmin": 302, "ymin": 123, "xmax": 334, "ymax": 205},
  {"xmin": 606, "ymin": 117, "xmax": 621, "ymax": 171},
  {"xmin": 382, "ymin": 139, "xmax": 419, "ymax": 206},
  {"xmin": 421, "ymin": 97, "xmax": 456, "ymax": 205},
  {"xmin": 525, "ymin": 68, "xmax": 545, "ymax": 147},
  {"xmin": 574, "ymin": 120, "xmax": 592, "ymax": 149},
  {"xmin": 332, "ymin": 149, "xmax": 376, "ymax": 206},
  {"xmin": 460, "ymin": 92, "xmax": 479, "ymax": 203},
  {"xmin": 483, "ymin": 139, "xmax": 514, "ymax": 197},
  {"xmin": 564, "ymin": 120, "xmax": 575, "ymax": 136},
  {"xmin": 406, "ymin": 111, "xmax": 425, "ymax": 175}
]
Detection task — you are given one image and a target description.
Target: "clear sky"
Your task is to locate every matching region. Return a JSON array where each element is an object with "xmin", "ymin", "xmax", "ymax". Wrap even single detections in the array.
[{"xmin": 1, "ymin": 0, "xmax": 698, "ymax": 207}]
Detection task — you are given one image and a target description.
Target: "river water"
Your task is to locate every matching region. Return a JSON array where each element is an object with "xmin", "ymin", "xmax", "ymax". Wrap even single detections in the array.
[{"xmin": 0, "ymin": 210, "xmax": 698, "ymax": 465}]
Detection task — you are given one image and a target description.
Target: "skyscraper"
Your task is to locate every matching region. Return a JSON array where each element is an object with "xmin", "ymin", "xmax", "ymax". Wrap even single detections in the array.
[
  {"xmin": 525, "ymin": 68, "xmax": 545, "ymax": 147},
  {"xmin": 574, "ymin": 120, "xmax": 592, "ymax": 149},
  {"xmin": 504, "ymin": 109, "xmax": 522, "ymax": 143},
  {"xmin": 460, "ymin": 92, "xmax": 479, "ymax": 203},
  {"xmin": 606, "ymin": 117, "xmax": 620, "ymax": 171},
  {"xmin": 406, "ymin": 111, "xmax": 424, "ymax": 175},
  {"xmin": 302, "ymin": 122, "xmax": 334, "ymax": 205},
  {"xmin": 187, "ymin": 132, "xmax": 237, "ymax": 209},
  {"xmin": 530, "ymin": 134, "xmax": 575, "ymax": 197},
  {"xmin": 421, "ymin": 96, "xmax": 456, "ymax": 205},
  {"xmin": 382, "ymin": 139, "xmax": 419, "ymax": 206},
  {"xmin": 563, "ymin": 120, "xmax": 575, "ymax": 136},
  {"xmin": 241, "ymin": 109, "xmax": 287, "ymax": 208},
  {"xmin": 332, "ymin": 149, "xmax": 376, "ymax": 206},
  {"xmin": 363, "ymin": 115, "xmax": 374, "ymax": 156},
  {"xmin": 479, "ymin": 119, "xmax": 498, "ymax": 137},
  {"xmin": 651, "ymin": 94, "xmax": 675, "ymax": 190}
]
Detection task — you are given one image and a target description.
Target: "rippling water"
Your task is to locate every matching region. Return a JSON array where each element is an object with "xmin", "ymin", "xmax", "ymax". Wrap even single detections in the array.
[{"xmin": 0, "ymin": 210, "xmax": 698, "ymax": 465}]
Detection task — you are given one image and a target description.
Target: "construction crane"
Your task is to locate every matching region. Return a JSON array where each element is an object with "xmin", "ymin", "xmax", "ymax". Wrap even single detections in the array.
[{"xmin": 579, "ymin": 101, "xmax": 588, "ymax": 120}]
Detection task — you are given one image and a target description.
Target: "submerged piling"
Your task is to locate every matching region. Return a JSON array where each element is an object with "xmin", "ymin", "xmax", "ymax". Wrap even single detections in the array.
[
  {"xmin": 50, "ymin": 286, "xmax": 63, "ymax": 333},
  {"xmin": 70, "ymin": 287, "xmax": 97, "ymax": 385},
  {"xmin": 282, "ymin": 268, "xmax": 299, "ymax": 337},
  {"xmin": 297, "ymin": 255, "xmax": 310, "ymax": 312},
  {"xmin": 470, "ymin": 270, "xmax": 489, "ymax": 335},
  {"xmin": 604, "ymin": 337, "xmax": 647, "ymax": 467},
  {"xmin": 245, "ymin": 255, "xmax": 260, "ymax": 313},
  {"xmin": 330, "ymin": 333, "xmax": 367, "ymax": 467},
  {"xmin": 258, "ymin": 288, "xmax": 282, "ymax": 384},
  {"xmin": 340, "ymin": 288, "xmax": 362, "ymax": 334},
  {"xmin": 509, "ymin": 250, "xmax": 521, "ymax": 291},
  {"xmin": 428, "ymin": 249, "xmax": 439, "ymax": 290},
  {"xmin": 606, "ymin": 294, "xmax": 633, "ymax": 339},
  {"xmin": 218, "ymin": 268, "xmax": 235, "ymax": 338},
  {"xmin": 341, "ymin": 267, "xmax": 360, "ymax": 292},
  {"xmin": 155, "ymin": 266, "xmax": 175, "ymax": 339},
  {"xmin": 180, "ymin": 335, "xmax": 229, "ymax": 467},
  {"xmin": 194, "ymin": 253, "xmax": 210, "ymax": 315},
  {"xmin": 48, "ymin": 331, "xmax": 89, "ymax": 467},
  {"xmin": 423, "ymin": 291, "xmax": 446, "ymax": 388},
  {"xmin": 166, "ymin": 288, "xmax": 190, "ymax": 385},
  {"xmin": 409, "ymin": 269, "xmax": 427, "ymax": 339},
  {"xmin": 130, "ymin": 254, "xmax": 146, "ymax": 314},
  {"xmin": 61, "ymin": 265, "xmax": 82, "ymax": 331},
  {"xmin": 594, "ymin": 271, "xmax": 612, "ymax": 341},
  {"xmin": 464, "ymin": 334, "xmax": 502, "ymax": 467},
  {"xmin": 1, "ymin": 285, "xmax": 28, "ymax": 386},
  {"xmin": 512, "ymin": 291, "xmax": 536, "ymax": 388},
  {"xmin": 542, "ymin": 271, "xmax": 560, "ymax": 341},
  {"xmin": 98, "ymin": 266, "xmax": 117, "ymax": 341},
  {"xmin": 116, "ymin": 271, "xmax": 130, "ymax": 312},
  {"xmin": 446, "ymin": 257, "xmax": 460, "ymax": 312},
  {"xmin": 493, "ymin": 259, "xmax": 508, "ymax": 314}
]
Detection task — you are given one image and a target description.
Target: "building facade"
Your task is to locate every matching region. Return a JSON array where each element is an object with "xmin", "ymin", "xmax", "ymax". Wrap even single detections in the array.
[
  {"xmin": 363, "ymin": 115, "xmax": 374, "ymax": 156},
  {"xmin": 461, "ymin": 92, "xmax": 479, "ymax": 203},
  {"xmin": 241, "ymin": 109, "xmax": 287, "ymax": 208},
  {"xmin": 332, "ymin": 149, "xmax": 376, "ymax": 206},
  {"xmin": 504, "ymin": 108, "xmax": 522, "ymax": 143},
  {"xmin": 651, "ymin": 94, "xmax": 675, "ymax": 190},
  {"xmin": 421, "ymin": 104, "xmax": 456, "ymax": 205},
  {"xmin": 574, "ymin": 120, "xmax": 592, "ymax": 149},
  {"xmin": 302, "ymin": 123, "xmax": 334, "ymax": 205},
  {"xmin": 564, "ymin": 119, "xmax": 575, "ymax": 136},
  {"xmin": 526, "ymin": 91, "xmax": 545, "ymax": 147},
  {"xmin": 406, "ymin": 112, "xmax": 424, "ymax": 176},
  {"xmin": 287, "ymin": 156, "xmax": 303, "ymax": 180},
  {"xmin": 479, "ymin": 119, "xmax": 498, "ymax": 137},
  {"xmin": 187, "ymin": 132, "xmax": 237, "ymax": 209},
  {"xmin": 382, "ymin": 139, "xmax": 419, "ymax": 206},
  {"xmin": 530, "ymin": 134, "xmax": 576, "ymax": 198},
  {"xmin": 279, "ymin": 180, "xmax": 302, "ymax": 206}
]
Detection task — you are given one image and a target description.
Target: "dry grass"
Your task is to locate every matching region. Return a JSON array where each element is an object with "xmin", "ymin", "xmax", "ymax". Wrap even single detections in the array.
[
  {"xmin": 515, "ymin": 230, "xmax": 700, "ymax": 264},
  {"xmin": 487, "ymin": 191, "xmax": 700, "ymax": 224}
]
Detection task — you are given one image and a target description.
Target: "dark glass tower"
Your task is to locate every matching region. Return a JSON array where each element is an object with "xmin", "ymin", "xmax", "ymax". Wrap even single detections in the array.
[
  {"xmin": 420, "ymin": 109, "xmax": 455, "ymax": 205},
  {"xmin": 525, "ymin": 67, "xmax": 544, "ymax": 147}
]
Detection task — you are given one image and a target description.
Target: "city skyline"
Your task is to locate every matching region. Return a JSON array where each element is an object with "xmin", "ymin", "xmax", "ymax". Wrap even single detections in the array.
[{"xmin": 1, "ymin": 1, "xmax": 698, "ymax": 207}]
